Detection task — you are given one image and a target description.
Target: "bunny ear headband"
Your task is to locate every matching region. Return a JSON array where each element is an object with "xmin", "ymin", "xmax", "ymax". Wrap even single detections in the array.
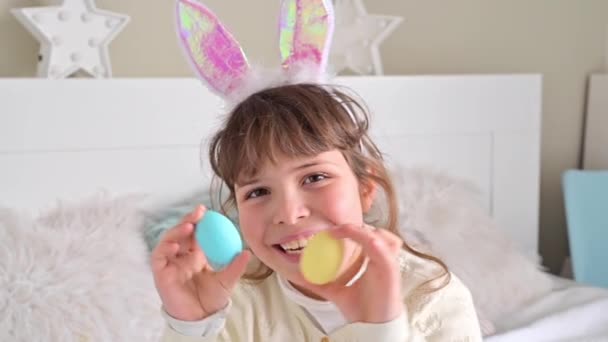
[{"xmin": 176, "ymin": 0, "xmax": 335, "ymax": 105}]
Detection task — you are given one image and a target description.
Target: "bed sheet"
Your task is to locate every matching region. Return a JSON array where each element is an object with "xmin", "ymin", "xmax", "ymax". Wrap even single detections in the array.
[{"xmin": 486, "ymin": 275, "xmax": 608, "ymax": 341}]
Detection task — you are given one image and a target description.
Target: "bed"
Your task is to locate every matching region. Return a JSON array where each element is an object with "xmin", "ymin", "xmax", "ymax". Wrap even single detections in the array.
[{"xmin": 1, "ymin": 76, "xmax": 607, "ymax": 341}]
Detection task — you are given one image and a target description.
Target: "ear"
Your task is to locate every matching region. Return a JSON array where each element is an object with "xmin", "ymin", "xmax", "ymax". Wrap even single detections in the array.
[
  {"xmin": 278, "ymin": 0, "xmax": 335, "ymax": 76},
  {"xmin": 176, "ymin": 0, "xmax": 250, "ymax": 97},
  {"xmin": 360, "ymin": 179, "xmax": 377, "ymax": 214}
]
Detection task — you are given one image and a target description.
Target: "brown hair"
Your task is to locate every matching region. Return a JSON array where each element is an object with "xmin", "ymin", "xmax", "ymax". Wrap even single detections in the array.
[{"xmin": 208, "ymin": 83, "xmax": 449, "ymax": 291}]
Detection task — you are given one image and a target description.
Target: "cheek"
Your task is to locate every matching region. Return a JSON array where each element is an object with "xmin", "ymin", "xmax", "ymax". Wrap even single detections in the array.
[
  {"xmin": 237, "ymin": 205, "xmax": 271, "ymax": 251},
  {"xmin": 318, "ymin": 180, "xmax": 363, "ymax": 222}
]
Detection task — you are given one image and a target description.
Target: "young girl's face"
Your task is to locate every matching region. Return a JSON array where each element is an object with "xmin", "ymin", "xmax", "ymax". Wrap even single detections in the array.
[{"xmin": 234, "ymin": 149, "xmax": 374, "ymax": 289}]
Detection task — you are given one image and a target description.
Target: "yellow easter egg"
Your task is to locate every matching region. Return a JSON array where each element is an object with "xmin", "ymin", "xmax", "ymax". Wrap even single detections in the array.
[{"xmin": 300, "ymin": 231, "xmax": 344, "ymax": 285}]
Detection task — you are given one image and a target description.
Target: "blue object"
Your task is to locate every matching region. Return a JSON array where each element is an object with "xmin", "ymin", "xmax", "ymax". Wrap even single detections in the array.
[
  {"xmin": 562, "ymin": 170, "xmax": 608, "ymax": 288},
  {"xmin": 195, "ymin": 210, "xmax": 243, "ymax": 271},
  {"xmin": 143, "ymin": 191, "xmax": 214, "ymax": 251}
]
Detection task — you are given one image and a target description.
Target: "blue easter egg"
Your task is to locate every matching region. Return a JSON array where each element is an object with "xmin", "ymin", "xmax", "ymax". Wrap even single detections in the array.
[{"xmin": 195, "ymin": 210, "xmax": 243, "ymax": 271}]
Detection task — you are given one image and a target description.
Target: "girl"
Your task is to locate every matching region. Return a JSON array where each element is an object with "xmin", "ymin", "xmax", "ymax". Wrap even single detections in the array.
[
  {"xmin": 152, "ymin": 84, "xmax": 482, "ymax": 341},
  {"xmin": 154, "ymin": 0, "xmax": 482, "ymax": 340}
]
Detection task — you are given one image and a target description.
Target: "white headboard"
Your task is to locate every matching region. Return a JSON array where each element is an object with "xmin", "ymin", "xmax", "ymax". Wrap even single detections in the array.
[{"xmin": 0, "ymin": 76, "xmax": 542, "ymax": 258}]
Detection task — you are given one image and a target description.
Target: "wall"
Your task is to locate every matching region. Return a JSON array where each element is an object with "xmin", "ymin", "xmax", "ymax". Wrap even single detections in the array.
[{"xmin": 1, "ymin": 0, "xmax": 607, "ymax": 273}]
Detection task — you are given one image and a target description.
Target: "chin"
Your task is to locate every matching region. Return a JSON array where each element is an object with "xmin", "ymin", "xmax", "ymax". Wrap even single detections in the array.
[{"xmin": 267, "ymin": 262, "xmax": 303, "ymax": 281}]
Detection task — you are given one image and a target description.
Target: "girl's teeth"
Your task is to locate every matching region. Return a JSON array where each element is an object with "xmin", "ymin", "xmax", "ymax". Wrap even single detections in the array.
[{"xmin": 280, "ymin": 237, "xmax": 311, "ymax": 251}]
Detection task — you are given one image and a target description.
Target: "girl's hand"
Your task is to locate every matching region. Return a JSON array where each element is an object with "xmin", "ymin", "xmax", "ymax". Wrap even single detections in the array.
[
  {"xmin": 151, "ymin": 205, "xmax": 251, "ymax": 321},
  {"xmin": 307, "ymin": 224, "xmax": 404, "ymax": 324}
]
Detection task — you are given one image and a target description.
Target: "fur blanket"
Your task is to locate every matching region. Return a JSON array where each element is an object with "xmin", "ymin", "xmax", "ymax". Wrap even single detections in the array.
[
  {"xmin": 392, "ymin": 166, "xmax": 553, "ymax": 335},
  {"xmin": 0, "ymin": 194, "xmax": 164, "ymax": 342}
]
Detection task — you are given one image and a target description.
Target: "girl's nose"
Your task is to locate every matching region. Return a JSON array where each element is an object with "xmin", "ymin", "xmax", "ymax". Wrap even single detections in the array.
[{"xmin": 273, "ymin": 192, "xmax": 310, "ymax": 225}]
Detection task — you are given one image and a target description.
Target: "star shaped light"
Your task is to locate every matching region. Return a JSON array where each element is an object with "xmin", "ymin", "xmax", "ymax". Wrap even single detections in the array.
[
  {"xmin": 12, "ymin": 0, "xmax": 129, "ymax": 78},
  {"xmin": 329, "ymin": 0, "xmax": 402, "ymax": 75}
]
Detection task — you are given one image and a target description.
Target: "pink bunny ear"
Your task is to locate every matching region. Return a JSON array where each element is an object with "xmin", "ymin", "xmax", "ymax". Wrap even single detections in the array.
[
  {"xmin": 176, "ymin": 0, "xmax": 250, "ymax": 97},
  {"xmin": 279, "ymin": 0, "xmax": 335, "ymax": 76}
]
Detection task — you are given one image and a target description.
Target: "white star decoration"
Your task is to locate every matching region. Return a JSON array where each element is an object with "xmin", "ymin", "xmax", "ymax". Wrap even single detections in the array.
[
  {"xmin": 11, "ymin": 0, "xmax": 129, "ymax": 78},
  {"xmin": 329, "ymin": 0, "xmax": 403, "ymax": 75}
]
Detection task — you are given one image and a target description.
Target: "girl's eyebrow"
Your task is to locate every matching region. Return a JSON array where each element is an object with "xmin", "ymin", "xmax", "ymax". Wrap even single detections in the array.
[
  {"xmin": 237, "ymin": 159, "xmax": 335, "ymax": 187},
  {"xmin": 290, "ymin": 157, "xmax": 340, "ymax": 172},
  {"xmin": 290, "ymin": 162, "xmax": 320, "ymax": 172},
  {"xmin": 236, "ymin": 178, "xmax": 260, "ymax": 188}
]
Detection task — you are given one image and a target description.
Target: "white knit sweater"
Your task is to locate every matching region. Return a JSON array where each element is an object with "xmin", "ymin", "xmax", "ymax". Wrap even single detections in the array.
[{"xmin": 161, "ymin": 250, "xmax": 482, "ymax": 341}]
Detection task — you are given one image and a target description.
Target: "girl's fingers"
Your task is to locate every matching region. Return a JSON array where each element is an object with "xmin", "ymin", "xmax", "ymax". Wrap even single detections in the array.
[
  {"xmin": 215, "ymin": 250, "xmax": 252, "ymax": 291},
  {"xmin": 330, "ymin": 224, "xmax": 400, "ymax": 266},
  {"xmin": 173, "ymin": 247, "xmax": 207, "ymax": 275},
  {"xmin": 153, "ymin": 205, "xmax": 209, "ymax": 265},
  {"xmin": 180, "ymin": 205, "xmax": 206, "ymax": 225},
  {"xmin": 175, "ymin": 233, "xmax": 195, "ymax": 256},
  {"xmin": 367, "ymin": 225, "xmax": 403, "ymax": 252},
  {"xmin": 153, "ymin": 220, "xmax": 206, "ymax": 272},
  {"xmin": 160, "ymin": 222, "xmax": 195, "ymax": 244},
  {"xmin": 153, "ymin": 241, "xmax": 208, "ymax": 283},
  {"xmin": 151, "ymin": 241, "xmax": 180, "ymax": 272}
]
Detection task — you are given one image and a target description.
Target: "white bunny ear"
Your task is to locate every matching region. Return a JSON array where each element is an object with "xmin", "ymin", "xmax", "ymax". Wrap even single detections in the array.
[
  {"xmin": 278, "ymin": 0, "xmax": 335, "ymax": 77},
  {"xmin": 176, "ymin": 0, "xmax": 250, "ymax": 97}
]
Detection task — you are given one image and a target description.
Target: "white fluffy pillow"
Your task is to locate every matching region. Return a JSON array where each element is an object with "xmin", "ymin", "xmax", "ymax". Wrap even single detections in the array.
[
  {"xmin": 391, "ymin": 166, "xmax": 553, "ymax": 334},
  {"xmin": 0, "ymin": 193, "xmax": 164, "ymax": 341}
]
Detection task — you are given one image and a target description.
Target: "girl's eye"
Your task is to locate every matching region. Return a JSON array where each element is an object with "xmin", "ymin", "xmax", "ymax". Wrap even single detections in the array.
[
  {"xmin": 246, "ymin": 188, "xmax": 269, "ymax": 200},
  {"xmin": 303, "ymin": 173, "xmax": 328, "ymax": 184}
]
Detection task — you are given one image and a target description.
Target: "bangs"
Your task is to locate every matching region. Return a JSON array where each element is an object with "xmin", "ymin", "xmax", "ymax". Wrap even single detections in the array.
[
  {"xmin": 235, "ymin": 116, "xmax": 332, "ymax": 183},
  {"xmin": 210, "ymin": 84, "xmax": 369, "ymax": 188}
]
